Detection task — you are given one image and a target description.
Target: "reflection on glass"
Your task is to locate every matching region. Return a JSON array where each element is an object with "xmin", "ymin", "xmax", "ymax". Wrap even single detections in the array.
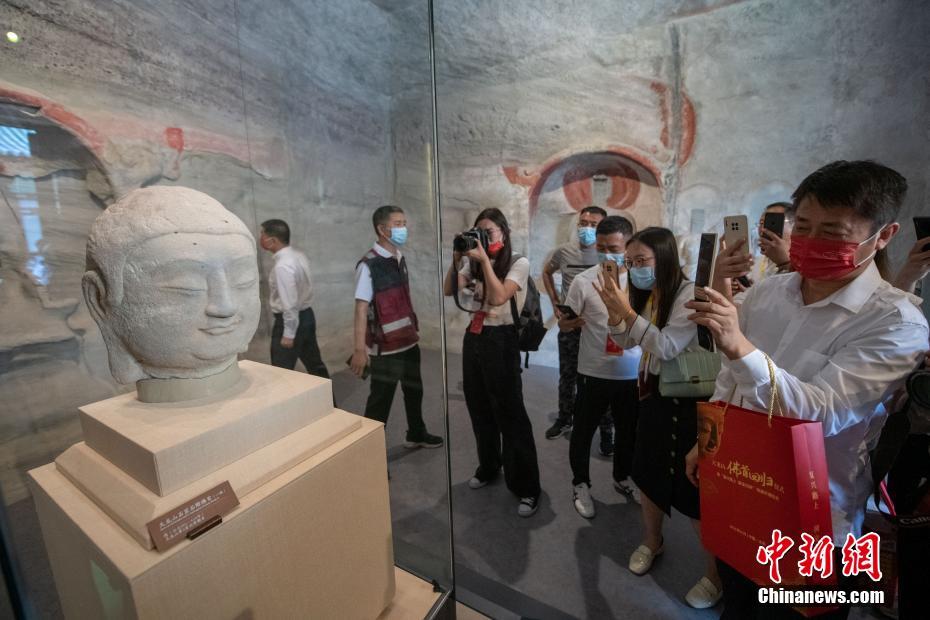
[{"xmin": 0, "ymin": 126, "xmax": 34, "ymax": 157}]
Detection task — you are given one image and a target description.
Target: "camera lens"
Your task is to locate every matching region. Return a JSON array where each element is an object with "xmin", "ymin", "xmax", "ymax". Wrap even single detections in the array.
[{"xmin": 453, "ymin": 233, "xmax": 477, "ymax": 253}]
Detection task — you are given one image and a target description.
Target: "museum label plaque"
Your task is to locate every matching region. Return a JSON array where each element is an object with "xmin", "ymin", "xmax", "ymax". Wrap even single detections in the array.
[{"xmin": 147, "ymin": 481, "xmax": 240, "ymax": 552}]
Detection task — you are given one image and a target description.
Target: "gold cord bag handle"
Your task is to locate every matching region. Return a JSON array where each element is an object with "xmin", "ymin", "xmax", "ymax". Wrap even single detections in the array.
[{"xmin": 720, "ymin": 352, "xmax": 784, "ymax": 427}]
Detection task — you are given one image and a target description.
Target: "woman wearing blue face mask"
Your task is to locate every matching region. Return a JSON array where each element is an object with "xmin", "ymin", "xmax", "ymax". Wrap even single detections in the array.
[{"xmin": 593, "ymin": 226, "xmax": 722, "ymax": 609}]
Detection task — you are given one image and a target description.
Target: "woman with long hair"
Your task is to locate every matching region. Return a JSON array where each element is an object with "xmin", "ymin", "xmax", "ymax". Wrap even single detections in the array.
[
  {"xmin": 443, "ymin": 208, "xmax": 542, "ymax": 517},
  {"xmin": 594, "ymin": 226, "xmax": 722, "ymax": 609}
]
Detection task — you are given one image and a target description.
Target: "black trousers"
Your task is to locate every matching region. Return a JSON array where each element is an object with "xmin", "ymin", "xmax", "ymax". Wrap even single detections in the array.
[
  {"xmin": 557, "ymin": 330, "xmax": 614, "ymax": 438},
  {"xmin": 557, "ymin": 329, "xmax": 584, "ymax": 420},
  {"xmin": 569, "ymin": 375, "xmax": 638, "ymax": 486},
  {"xmin": 462, "ymin": 325, "xmax": 541, "ymax": 499},
  {"xmin": 363, "ymin": 345, "xmax": 426, "ymax": 437},
  {"xmin": 718, "ymin": 556, "xmax": 852, "ymax": 620},
  {"xmin": 270, "ymin": 307, "xmax": 330, "ymax": 378}
]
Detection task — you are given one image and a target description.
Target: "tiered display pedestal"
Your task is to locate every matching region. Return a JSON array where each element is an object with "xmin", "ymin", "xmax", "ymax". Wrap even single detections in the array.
[{"xmin": 28, "ymin": 361, "xmax": 395, "ymax": 619}]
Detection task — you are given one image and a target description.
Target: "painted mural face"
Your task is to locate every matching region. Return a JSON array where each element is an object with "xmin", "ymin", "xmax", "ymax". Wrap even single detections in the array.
[{"xmin": 82, "ymin": 186, "xmax": 260, "ymax": 384}]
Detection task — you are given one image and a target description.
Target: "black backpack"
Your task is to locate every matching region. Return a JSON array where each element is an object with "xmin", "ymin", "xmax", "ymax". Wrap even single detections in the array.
[
  {"xmin": 450, "ymin": 253, "xmax": 548, "ymax": 367},
  {"xmin": 508, "ymin": 254, "xmax": 548, "ymax": 367}
]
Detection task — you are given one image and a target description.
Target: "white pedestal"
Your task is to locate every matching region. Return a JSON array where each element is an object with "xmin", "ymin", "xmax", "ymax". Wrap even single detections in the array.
[{"xmin": 28, "ymin": 363, "xmax": 396, "ymax": 620}]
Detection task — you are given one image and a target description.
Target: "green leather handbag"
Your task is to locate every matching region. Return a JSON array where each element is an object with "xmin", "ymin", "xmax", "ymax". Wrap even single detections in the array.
[{"xmin": 658, "ymin": 350, "xmax": 722, "ymax": 398}]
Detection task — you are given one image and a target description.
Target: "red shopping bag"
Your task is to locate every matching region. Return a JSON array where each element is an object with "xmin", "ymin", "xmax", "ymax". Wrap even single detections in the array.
[{"xmin": 698, "ymin": 355, "xmax": 836, "ymax": 613}]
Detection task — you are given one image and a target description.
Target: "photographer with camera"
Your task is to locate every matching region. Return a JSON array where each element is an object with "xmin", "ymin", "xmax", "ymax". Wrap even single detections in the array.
[{"xmin": 443, "ymin": 208, "xmax": 542, "ymax": 517}]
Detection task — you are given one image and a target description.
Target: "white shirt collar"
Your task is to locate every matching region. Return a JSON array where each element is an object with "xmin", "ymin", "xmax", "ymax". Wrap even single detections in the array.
[
  {"xmin": 372, "ymin": 242, "xmax": 402, "ymax": 260},
  {"xmin": 273, "ymin": 245, "xmax": 294, "ymax": 262},
  {"xmin": 788, "ymin": 261, "xmax": 883, "ymax": 313}
]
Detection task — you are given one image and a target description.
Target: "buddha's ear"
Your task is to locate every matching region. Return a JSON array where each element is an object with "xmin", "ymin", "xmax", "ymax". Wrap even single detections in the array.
[
  {"xmin": 82, "ymin": 270, "xmax": 145, "ymax": 384},
  {"xmin": 82, "ymin": 270, "xmax": 108, "ymax": 326}
]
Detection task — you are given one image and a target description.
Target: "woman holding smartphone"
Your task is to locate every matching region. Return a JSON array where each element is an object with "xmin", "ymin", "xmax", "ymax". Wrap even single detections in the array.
[
  {"xmin": 443, "ymin": 208, "xmax": 542, "ymax": 517},
  {"xmin": 593, "ymin": 227, "xmax": 722, "ymax": 609}
]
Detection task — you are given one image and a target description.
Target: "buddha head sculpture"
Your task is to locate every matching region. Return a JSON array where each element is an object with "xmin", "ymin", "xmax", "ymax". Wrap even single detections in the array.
[{"xmin": 82, "ymin": 186, "xmax": 260, "ymax": 386}]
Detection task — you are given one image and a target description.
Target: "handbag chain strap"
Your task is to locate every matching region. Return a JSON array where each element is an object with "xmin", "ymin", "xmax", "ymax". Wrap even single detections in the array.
[{"xmin": 721, "ymin": 352, "xmax": 784, "ymax": 427}]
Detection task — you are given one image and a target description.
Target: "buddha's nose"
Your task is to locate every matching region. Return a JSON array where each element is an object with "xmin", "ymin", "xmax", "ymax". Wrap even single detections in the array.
[{"xmin": 205, "ymin": 277, "xmax": 237, "ymax": 318}]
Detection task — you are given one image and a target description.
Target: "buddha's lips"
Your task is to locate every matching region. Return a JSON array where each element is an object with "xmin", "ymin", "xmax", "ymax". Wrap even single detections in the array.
[{"xmin": 201, "ymin": 323, "xmax": 239, "ymax": 335}]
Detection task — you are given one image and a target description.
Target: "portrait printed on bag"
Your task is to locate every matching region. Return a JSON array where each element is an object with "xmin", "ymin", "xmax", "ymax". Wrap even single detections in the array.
[{"xmin": 697, "ymin": 402, "xmax": 726, "ymax": 457}]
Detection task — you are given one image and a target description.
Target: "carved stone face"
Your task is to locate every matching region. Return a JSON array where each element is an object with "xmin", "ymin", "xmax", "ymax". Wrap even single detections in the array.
[
  {"xmin": 83, "ymin": 186, "xmax": 259, "ymax": 383},
  {"xmin": 110, "ymin": 233, "xmax": 259, "ymax": 377}
]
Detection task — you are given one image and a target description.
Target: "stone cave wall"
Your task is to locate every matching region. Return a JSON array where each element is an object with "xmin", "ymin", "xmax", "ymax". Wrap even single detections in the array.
[
  {"xmin": 430, "ymin": 0, "xmax": 930, "ymax": 360},
  {"xmin": 0, "ymin": 0, "xmax": 410, "ymax": 503},
  {"xmin": 1, "ymin": 0, "xmax": 928, "ymax": 503}
]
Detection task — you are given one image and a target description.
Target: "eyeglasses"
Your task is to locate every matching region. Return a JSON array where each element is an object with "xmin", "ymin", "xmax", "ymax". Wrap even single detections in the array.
[{"xmin": 623, "ymin": 256, "xmax": 655, "ymax": 269}]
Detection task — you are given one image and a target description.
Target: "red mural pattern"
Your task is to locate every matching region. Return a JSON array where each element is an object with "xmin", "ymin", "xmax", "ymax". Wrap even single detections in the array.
[{"xmin": 503, "ymin": 77, "xmax": 696, "ymax": 218}]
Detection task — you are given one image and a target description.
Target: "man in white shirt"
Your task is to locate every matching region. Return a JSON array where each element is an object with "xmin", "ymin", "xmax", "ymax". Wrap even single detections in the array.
[
  {"xmin": 543, "ymin": 206, "xmax": 615, "ymax": 453},
  {"xmin": 558, "ymin": 216, "xmax": 642, "ymax": 518},
  {"xmin": 349, "ymin": 206, "xmax": 442, "ymax": 449},
  {"xmin": 259, "ymin": 219, "xmax": 329, "ymax": 378},
  {"xmin": 685, "ymin": 161, "xmax": 929, "ymax": 619}
]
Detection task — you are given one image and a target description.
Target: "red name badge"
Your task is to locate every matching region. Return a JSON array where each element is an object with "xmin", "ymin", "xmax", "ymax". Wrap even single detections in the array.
[
  {"xmin": 605, "ymin": 335, "xmax": 623, "ymax": 356},
  {"xmin": 469, "ymin": 311, "xmax": 487, "ymax": 334}
]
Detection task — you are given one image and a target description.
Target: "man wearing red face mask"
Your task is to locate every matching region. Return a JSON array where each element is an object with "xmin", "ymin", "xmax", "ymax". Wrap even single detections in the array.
[{"xmin": 684, "ymin": 160, "xmax": 929, "ymax": 619}]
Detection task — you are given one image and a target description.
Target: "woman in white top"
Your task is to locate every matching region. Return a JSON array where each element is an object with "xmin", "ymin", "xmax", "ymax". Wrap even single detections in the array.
[
  {"xmin": 443, "ymin": 208, "xmax": 541, "ymax": 518},
  {"xmin": 594, "ymin": 227, "xmax": 722, "ymax": 609}
]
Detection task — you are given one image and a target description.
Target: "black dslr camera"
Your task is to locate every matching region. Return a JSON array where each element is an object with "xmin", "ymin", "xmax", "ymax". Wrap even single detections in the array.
[{"xmin": 453, "ymin": 228, "xmax": 489, "ymax": 253}]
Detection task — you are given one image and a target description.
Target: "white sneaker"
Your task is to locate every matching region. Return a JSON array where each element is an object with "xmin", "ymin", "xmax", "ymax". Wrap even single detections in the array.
[
  {"xmin": 628, "ymin": 542, "xmax": 663, "ymax": 575},
  {"xmin": 573, "ymin": 483, "xmax": 595, "ymax": 519},
  {"xmin": 685, "ymin": 576, "xmax": 723, "ymax": 609},
  {"xmin": 468, "ymin": 477, "xmax": 488, "ymax": 490},
  {"xmin": 517, "ymin": 496, "xmax": 539, "ymax": 517}
]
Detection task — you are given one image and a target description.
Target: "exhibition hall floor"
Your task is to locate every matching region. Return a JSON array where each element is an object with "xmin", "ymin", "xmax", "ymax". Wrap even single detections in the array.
[{"xmin": 335, "ymin": 348, "xmax": 719, "ymax": 620}]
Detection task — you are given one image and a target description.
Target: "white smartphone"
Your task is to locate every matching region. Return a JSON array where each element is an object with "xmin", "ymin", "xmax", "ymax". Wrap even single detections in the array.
[{"xmin": 723, "ymin": 215, "xmax": 750, "ymax": 256}]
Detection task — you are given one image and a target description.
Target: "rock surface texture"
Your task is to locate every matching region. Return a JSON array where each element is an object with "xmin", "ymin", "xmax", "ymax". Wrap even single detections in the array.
[{"xmin": 427, "ymin": 0, "xmax": 930, "ymax": 358}]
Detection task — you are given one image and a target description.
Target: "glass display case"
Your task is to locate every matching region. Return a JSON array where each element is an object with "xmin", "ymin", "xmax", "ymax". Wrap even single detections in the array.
[
  {"xmin": 1, "ymin": 1, "xmax": 929, "ymax": 619},
  {"xmin": 0, "ymin": 1, "xmax": 453, "ymax": 618}
]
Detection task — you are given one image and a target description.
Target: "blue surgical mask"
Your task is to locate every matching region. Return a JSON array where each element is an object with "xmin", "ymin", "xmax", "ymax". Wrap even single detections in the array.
[
  {"xmin": 629, "ymin": 265, "xmax": 657, "ymax": 290},
  {"xmin": 578, "ymin": 227, "xmax": 597, "ymax": 247},
  {"xmin": 598, "ymin": 252, "xmax": 625, "ymax": 266},
  {"xmin": 389, "ymin": 226, "xmax": 408, "ymax": 246}
]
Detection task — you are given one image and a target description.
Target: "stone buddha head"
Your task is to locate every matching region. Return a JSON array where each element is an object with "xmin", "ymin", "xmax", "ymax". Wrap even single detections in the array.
[{"xmin": 82, "ymin": 186, "xmax": 260, "ymax": 387}]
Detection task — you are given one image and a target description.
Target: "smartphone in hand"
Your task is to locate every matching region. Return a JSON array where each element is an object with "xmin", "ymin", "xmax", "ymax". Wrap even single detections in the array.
[
  {"xmin": 724, "ymin": 215, "xmax": 751, "ymax": 255},
  {"xmin": 601, "ymin": 260, "xmax": 620, "ymax": 285},
  {"xmin": 694, "ymin": 233, "xmax": 718, "ymax": 351},
  {"xmin": 762, "ymin": 212, "xmax": 786, "ymax": 238},
  {"xmin": 556, "ymin": 304, "xmax": 579, "ymax": 320},
  {"xmin": 346, "ymin": 355, "xmax": 370, "ymax": 380},
  {"xmin": 915, "ymin": 216, "xmax": 930, "ymax": 252},
  {"xmin": 724, "ymin": 215, "xmax": 752, "ymax": 289}
]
